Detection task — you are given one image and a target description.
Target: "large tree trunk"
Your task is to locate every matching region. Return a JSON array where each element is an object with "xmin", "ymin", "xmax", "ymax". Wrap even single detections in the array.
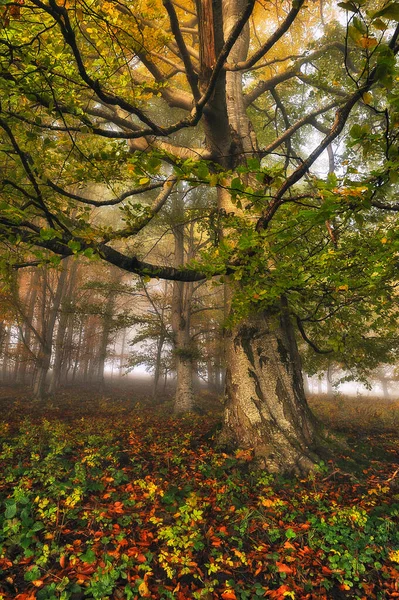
[
  {"xmin": 221, "ymin": 300, "xmax": 320, "ymax": 474},
  {"xmin": 196, "ymin": 0, "xmax": 322, "ymax": 472}
]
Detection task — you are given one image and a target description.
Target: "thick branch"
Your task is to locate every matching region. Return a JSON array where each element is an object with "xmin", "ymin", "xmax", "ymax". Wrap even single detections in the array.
[
  {"xmin": 0, "ymin": 218, "xmax": 208, "ymax": 281},
  {"xmin": 296, "ymin": 317, "xmax": 333, "ymax": 354},
  {"xmin": 161, "ymin": 0, "xmax": 200, "ymax": 99}
]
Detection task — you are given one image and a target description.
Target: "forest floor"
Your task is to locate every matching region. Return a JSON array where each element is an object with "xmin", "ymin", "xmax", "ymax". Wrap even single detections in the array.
[{"xmin": 0, "ymin": 384, "xmax": 398, "ymax": 600}]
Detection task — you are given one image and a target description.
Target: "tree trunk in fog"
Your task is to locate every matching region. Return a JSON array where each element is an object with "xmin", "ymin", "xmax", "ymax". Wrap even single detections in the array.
[
  {"xmin": 326, "ymin": 365, "xmax": 333, "ymax": 396},
  {"xmin": 15, "ymin": 270, "xmax": 40, "ymax": 383},
  {"xmin": 153, "ymin": 329, "xmax": 166, "ymax": 401},
  {"xmin": 59, "ymin": 310, "xmax": 75, "ymax": 384},
  {"xmin": 380, "ymin": 376, "xmax": 390, "ymax": 400},
  {"xmin": 33, "ymin": 265, "xmax": 68, "ymax": 399},
  {"xmin": 1, "ymin": 326, "xmax": 11, "ymax": 381},
  {"xmin": 80, "ymin": 317, "xmax": 97, "ymax": 383},
  {"xmin": 72, "ymin": 318, "xmax": 84, "ymax": 382},
  {"xmin": 96, "ymin": 275, "xmax": 121, "ymax": 388},
  {"xmin": 303, "ymin": 373, "xmax": 310, "ymax": 397},
  {"xmin": 49, "ymin": 258, "xmax": 77, "ymax": 393},
  {"xmin": 172, "ymin": 201, "xmax": 195, "ymax": 414},
  {"xmin": 119, "ymin": 326, "xmax": 127, "ymax": 378}
]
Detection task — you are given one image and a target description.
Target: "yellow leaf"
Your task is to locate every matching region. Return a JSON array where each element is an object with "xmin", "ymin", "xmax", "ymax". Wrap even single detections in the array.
[
  {"xmin": 138, "ymin": 580, "xmax": 151, "ymax": 597},
  {"xmin": 209, "ymin": 173, "xmax": 218, "ymax": 187},
  {"xmin": 362, "ymin": 92, "xmax": 373, "ymax": 105},
  {"xmin": 359, "ymin": 36, "xmax": 378, "ymax": 49},
  {"xmin": 389, "ymin": 549, "xmax": 399, "ymax": 563},
  {"xmin": 261, "ymin": 497, "xmax": 275, "ymax": 507}
]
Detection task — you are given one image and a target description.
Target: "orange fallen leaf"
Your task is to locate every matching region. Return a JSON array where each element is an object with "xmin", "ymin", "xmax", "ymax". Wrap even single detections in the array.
[
  {"xmin": 276, "ymin": 561, "xmax": 293, "ymax": 574},
  {"xmin": 221, "ymin": 590, "xmax": 238, "ymax": 600}
]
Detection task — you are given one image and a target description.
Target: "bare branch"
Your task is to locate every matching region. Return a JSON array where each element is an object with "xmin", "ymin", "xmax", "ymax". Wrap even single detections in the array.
[
  {"xmin": 261, "ymin": 101, "xmax": 340, "ymax": 156},
  {"xmin": 45, "ymin": 180, "xmax": 166, "ymax": 208},
  {"xmin": 244, "ymin": 43, "xmax": 348, "ymax": 107},
  {"xmin": 226, "ymin": 0, "xmax": 306, "ymax": 71},
  {"xmin": 255, "ymin": 25, "xmax": 399, "ymax": 232}
]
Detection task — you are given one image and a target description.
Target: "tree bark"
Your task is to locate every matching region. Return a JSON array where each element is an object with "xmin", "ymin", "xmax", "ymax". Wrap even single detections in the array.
[{"xmin": 221, "ymin": 300, "xmax": 320, "ymax": 474}]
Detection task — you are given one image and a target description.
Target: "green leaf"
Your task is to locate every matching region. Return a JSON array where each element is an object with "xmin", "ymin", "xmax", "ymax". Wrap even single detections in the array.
[
  {"xmin": 67, "ymin": 240, "xmax": 81, "ymax": 253},
  {"xmin": 80, "ymin": 548, "xmax": 96, "ymax": 564},
  {"xmin": 5, "ymin": 500, "xmax": 17, "ymax": 519},
  {"xmin": 285, "ymin": 528, "xmax": 297, "ymax": 539},
  {"xmin": 338, "ymin": 1, "xmax": 358, "ymax": 12},
  {"xmin": 374, "ymin": 2, "xmax": 399, "ymax": 20}
]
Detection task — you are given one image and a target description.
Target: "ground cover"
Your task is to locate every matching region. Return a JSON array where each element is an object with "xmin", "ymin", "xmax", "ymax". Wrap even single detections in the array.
[{"xmin": 0, "ymin": 389, "xmax": 398, "ymax": 600}]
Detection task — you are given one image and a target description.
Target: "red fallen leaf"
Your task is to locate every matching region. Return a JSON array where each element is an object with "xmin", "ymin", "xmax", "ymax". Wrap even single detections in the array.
[
  {"xmin": 266, "ymin": 585, "xmax": 291, "ymax": 598},
  {"xmin": 221, "ymin": 590, "xmax": 238, "ymax": 600},
  {"xmin": 0, "ymin": 558, "xmax": 12, "ymax": 568},
  {"xmin": 276, "ymin": 561, "xmax": 293, "ymax": 574},
  {"xmin": 60, "ymin": 555, "xmax": 67, "ymax": 568},
  {"xmin": 79, "ymin": 564, "xmax": 97, "ymax": 575},
  {"xmin": 211, "ymin": 536, "xmax": 222, "ymax": 547},
  {"xmin": 322, "ymin": 565, "xmax": 333, "ymax": 575},
  {"xmin": 137, "ymin": 553, "xmax": 147, "ymax": 563}
]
